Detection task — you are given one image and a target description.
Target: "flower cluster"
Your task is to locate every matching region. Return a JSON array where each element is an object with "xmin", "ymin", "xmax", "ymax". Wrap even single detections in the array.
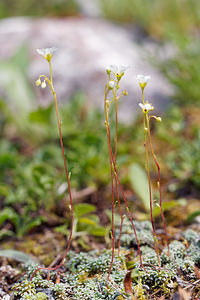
[
  {"xmin": 35, "ymin": 47, "xmax": 57, "ymax": 89},
  {"xmin": 106, "ymin": 64, "xmax": 129, "ymax": 80}
]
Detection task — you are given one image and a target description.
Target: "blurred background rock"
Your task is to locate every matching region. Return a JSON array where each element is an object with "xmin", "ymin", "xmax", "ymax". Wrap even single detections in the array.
[{"xmin": 0, "ymin": 0, "xmax": 188, "ymax": 123}]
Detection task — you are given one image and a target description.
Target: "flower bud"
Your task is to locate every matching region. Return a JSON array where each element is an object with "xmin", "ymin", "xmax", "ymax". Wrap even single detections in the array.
[
  {"xmin": 106, "ymin": 66, "xmax": 111, "ymax": 75},
  {"xmin": 108, "ymin": 81, "xmax": 115, "ymax": 89},
  {"xmin": 123, "ymin": 90, "xmax": 128, "ymax": 96},
  {"xmin": 41, "ymin": 81, "xmax": 46, "ymax": 89},
  {"xmin": 35, "ymin": 79, "xmax": 41, "ymax": 86}
]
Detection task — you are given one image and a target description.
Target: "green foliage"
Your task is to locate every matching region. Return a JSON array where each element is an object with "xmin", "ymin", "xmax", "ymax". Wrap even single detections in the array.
[
  {"xmin": 74, "ymin": 203, "xmax": 96, "ymax": 218},
  {"xmin": 0, "ymin": 207, "xmax": 44, "ymax": 238},
  {"xmin": 0, "ymin": 86, "xmax": 138, "ymax": 239},
  {"xmin": 102, "ymin": 0, "xmax": 200, "ymax": 108},
  {"xmin": 0, "ymin": 0, "xmax": 79, "ymax": 18},
  {"xmin": 0, "ymin": 45, "xmax": 34, "ymax": 114},
  {"xmin": 152, "ymin": 200, "xmax": 180, "ymax": 218},
  {"xmin": 101, "ymin": 0, "xmax": 200, "ymax": 39},
  {"xmin": 0, "ymin": 206, "xmax": 45, "ymax": 238},
  {"xmin": 73, "ymin": 203, "xmax": 106, "ymax": 237},
  {"xmin": 129, "ymin": 162, "xmax": 150, "ymax": 211},
  {"xmin": 0, "ymin": 249, "xmax": 37, "ymax": 264},
  {"xmin": 161, "ymin": 39, "xmax": 200, "ymax": 106},
  {"xmin": 167, "ymin": 129, "xmax": 200, "ymax": 189},
  {"xmin": 0, "ymin": 95, "xmax": 112, "ymax": 238}
]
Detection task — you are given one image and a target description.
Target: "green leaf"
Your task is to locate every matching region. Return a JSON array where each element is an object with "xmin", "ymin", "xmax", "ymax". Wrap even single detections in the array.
[
  {"xmin": 0, "ymin": 184, "xmax": 9, "ymax": 197},
  {"xmin": 0, "ymin": 249, "xmax": 37, "ymax": 264},
  {"xmin": 0, "ymin": 207, "xmax": 18, "ymax": 226},
  {"xmin": 152, "ymin": 201, "xmax": 179, "ymax": 218},
  {"xmin": 105, "ymin": 210, "xmax": 122, "ymax": 226},
  {"xmin": 0, "ymin": 45, "xmax": 34, "ymax": 114},
  {"xmin": 78, "ymin": 217, "xmax": 97, "ymax": 226},
  {"xmin": 129, "ymin": 163, "xmax": 150, "ymax": 211},
  {"xmin": 74, "ymin": 203, "xmax": 96, "ymax": 218},
  {"xmin": 87, "ymin": 226, "xmax": 106, "ymax": 237},
  {"xmin": 187, "ymin": 210, "xmax": 200, "ymax": 223},
  {"xmin": 17, "ymin": 216, "xmax": 45, "ymax": 238},
  {"xmin": 29, "ymin": 104, "xmax": 54, "ymax": 124},
  {"xmin": 0, "ymin": 229, "xmax": 14, "ymax": 240}
]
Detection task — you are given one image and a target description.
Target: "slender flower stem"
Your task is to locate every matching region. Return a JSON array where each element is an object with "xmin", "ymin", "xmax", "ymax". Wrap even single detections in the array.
[
  {"xmin": 114, "ymin": 94, "xmax": 118, "ymax": 163},
  {"xmin": 30, "ymin": 61, "xmax": 73, "ymax": 281},
  {"xmin": 104, "ymin": 87, "xmax": 115, "ymax": 281},
  {"xmin": 49, "ymin": 60, "xmax": 53, "ymax": 83},
  {"xmin": 146, "ymin": 116, "xmax": 170, "ymax": 256},
  {"xmin": 108, "ymin": 126, "xmax": 145, "ymax": 271},
  {"xmin": 105, "ymin": 82, "xmax": 145, "ymax": 276},
  {"xmin": 142, "ymin": 89, "xmax": 145, "ymax": 105},
  {"xmin": 114, "ymin": 96, "xmax": 124, "ymax": 255},
  {"xmin": 143, "ymin": 114, "xmax": 161, "ymax": 268},
  {"xmin": 107, "ymin": 127, "xmax": 116, "ymax": 281}
]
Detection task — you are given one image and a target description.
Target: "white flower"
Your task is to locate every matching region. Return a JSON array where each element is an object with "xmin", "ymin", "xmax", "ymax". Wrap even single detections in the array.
[
  {"xmin": 139, "ymin": 102, "xmax": 154, "ymax": 113},
  {"xmin": 36, "ymin": 47, "xmax": 57, "ymax": 61},
  {"xmin": 106, "ymin": 65, "xmax": 129, "ymax": 79},
  {"xmin": 137, "ymin": 74, "xmax": 151, "ymax": 89}
]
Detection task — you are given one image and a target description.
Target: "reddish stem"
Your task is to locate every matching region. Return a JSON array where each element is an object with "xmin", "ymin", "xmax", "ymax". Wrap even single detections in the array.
[
  {"xmin": 30, "ymin": 90, "xmax": 73, "ymax": 281},
  {"xmin": 107, "ymin": 127, "xmax": 145, "ymax": 271},
  {"xmin": 147, "ymin": 118, "xmax": 170, "ymax": 256},
  {"xmin": 144, "ymin": 116, "xmax": 161, "ymax": 268},
  {"xmin": 144, "ymin": 137, "xmax": 161, "ymax": 268},
  {"xmin": 115, "ymin": 177, "xmax": 124, "ymax": 255},
  {"xmin": 114, "ymin": 99, "xmax": 123, "ymax": 255},
  {"xmin": 107, "ymin": 126, "xmax": 115, "ymax": 281}
]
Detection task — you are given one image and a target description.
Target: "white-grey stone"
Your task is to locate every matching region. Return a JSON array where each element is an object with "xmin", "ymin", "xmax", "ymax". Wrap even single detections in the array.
[
  {"xmin": 75, "ymin": 0, "xmax": 102, "ymax": 17},
  {"xmin": 0, "ymin": 17, "xmax": 174, "ymax": 123}
]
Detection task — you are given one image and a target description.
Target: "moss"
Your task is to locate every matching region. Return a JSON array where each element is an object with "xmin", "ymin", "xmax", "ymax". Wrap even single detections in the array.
[
  {"xmin": 182, "ymin": 229, "xmax": 200, "ymax": 245},
  {"xmin": 115, "ymin": 220, "xmax": 154, "ymax": 248},
  {"xmin": 11, "ymin": 227, "xmax": 200, "ymax": 299},
  {"xmin": 141, "ymin": 246, "xmax": 160, "ymax": 266}
]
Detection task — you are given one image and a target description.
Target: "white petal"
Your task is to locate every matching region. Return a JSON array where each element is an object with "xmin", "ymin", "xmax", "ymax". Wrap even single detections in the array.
[
  {"xmin": 144, "ymin": 75, "xmax": 151, "ymax": 82},
  {"xmin": 36, "ymin": 48, "xmax": 46, "ymax": 56},
  {"xmin": 118, "ymin": 65, "xmax": 130, "ymax": 74},
  {"xmin": 136, "ymin": 74, "xmax": 151, "ymax": 83},
  {"xmin": 48, "ymin": 47, "xmax": 58, "ymax": 54},
  {"xmin": 109, "ymin": 65, "xmax": 118, "ymax": 74},
  {"xmin": 36, "ymin": 47, "xmax": 57, "ymax": 58},
  {"xmin": 139, "ymin": 103, "xmax": 144, "ymax": 109}
]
